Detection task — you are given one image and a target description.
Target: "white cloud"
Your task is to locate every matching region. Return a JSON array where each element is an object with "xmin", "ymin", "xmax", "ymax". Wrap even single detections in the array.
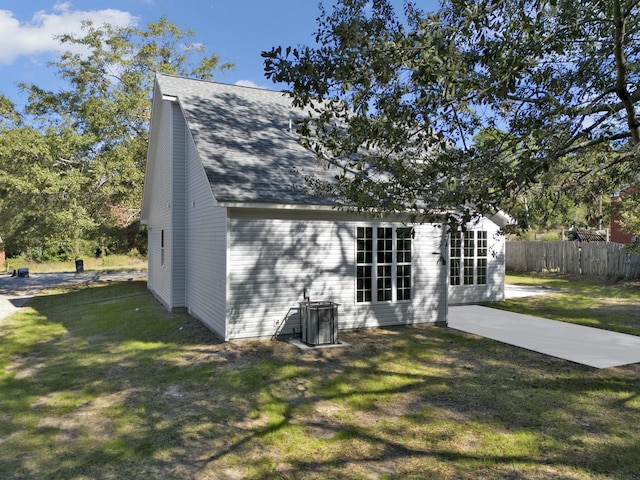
[
  {"xmin": 235, "ymin": 79, "xmax": 270, "ymax": 90},
  {"xmin": 0, "ymin": 3, "xmax": 137, "ymax": 65}
]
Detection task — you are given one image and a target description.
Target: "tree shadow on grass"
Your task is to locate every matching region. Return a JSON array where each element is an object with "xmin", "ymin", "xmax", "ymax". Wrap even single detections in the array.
[
  {"xmin": 2, "ymin": 283, "xmax": 640, "ymax": 479},
  {"xmin": 191, "ymin": 328, "xmax": 640, "ymax": 478}
]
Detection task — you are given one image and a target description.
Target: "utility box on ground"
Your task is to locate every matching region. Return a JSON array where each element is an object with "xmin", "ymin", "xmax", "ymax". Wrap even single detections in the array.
[{"xmin": 299, "ymin": 301, "xmax": 339, "ymax": 346}]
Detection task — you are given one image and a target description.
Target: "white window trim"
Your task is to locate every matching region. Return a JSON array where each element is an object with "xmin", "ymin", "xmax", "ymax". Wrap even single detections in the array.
[
  {"xmin": 450, "ymin": 230, "xmax": 488, "ymax": 286},
  {"xmin": 355, "ymin": 225, "xmax": 412, "ymax": 304}
]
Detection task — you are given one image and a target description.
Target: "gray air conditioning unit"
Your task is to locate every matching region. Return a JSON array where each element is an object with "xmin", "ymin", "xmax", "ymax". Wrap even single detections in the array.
[{"xmin": 298, "ymin": 301, "xmax": 339, "ymax": 346}]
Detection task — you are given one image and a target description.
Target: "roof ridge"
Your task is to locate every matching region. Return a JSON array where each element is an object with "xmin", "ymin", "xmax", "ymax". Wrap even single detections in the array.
[{"xmin": 156, "ymin": 72, "xmax": 285, "ymax": 94}]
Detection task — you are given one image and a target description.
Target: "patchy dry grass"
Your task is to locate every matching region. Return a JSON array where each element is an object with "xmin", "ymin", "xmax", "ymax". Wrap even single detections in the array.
[{"xmin": 1, "ymin": 279, "xmax": 639, "ymax": 479}]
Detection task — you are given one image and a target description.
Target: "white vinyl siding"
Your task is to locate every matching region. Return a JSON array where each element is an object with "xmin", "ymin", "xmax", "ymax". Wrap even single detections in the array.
[
  {"xmin": 171, "ymin": 104, "xmax": 187, "ymax": 308},
  {"xmin": 184, "ymin": 127, "xmax": 227, "ymax": 339},
  {"xmin": 226, "ymin": 210, "xmax": 447, "ymax": 340},
  {"xmin": 448, "ymin": 218, "xmax": 505, "ymax": 305},
  {"xmin": 146, "ymin": 100, "xmax": 174, "ymax": 309}
]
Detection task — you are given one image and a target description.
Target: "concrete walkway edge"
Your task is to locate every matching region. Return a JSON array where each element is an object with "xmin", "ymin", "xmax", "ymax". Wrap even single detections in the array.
[{"xmin": 449, "ymin": 305, "xmax": 640, "ymax": 369}]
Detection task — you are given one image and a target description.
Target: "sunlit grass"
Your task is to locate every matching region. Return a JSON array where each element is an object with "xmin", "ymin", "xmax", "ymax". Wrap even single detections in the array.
[
  {"xmin": 499, "ymin": 273, "xmax": 640, "ymax": 335},
  {"xmin": 0, "ymin": 276, "xmax": 639, "ymax": 478},
  {"xmin": 4, "ymin": 254, "xmax": 147, "ymax": 274}
]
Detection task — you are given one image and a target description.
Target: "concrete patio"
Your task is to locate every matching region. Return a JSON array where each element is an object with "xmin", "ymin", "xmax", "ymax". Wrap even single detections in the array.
[{"xmin": 449, "ymin": 305, "xmax": 640, "ymax": 369}]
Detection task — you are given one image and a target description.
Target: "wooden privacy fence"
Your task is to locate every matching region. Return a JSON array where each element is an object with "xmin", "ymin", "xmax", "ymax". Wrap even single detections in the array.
[{"xmin": 506, "ymin": 241, "xmax": 640, "ymax": 280}]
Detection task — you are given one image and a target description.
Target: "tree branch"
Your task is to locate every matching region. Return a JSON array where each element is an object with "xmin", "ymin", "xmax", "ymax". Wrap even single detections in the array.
[
  {"xmin": 589, "ymin": 88, "xmax": 640, "ymax": 115},
  {"xmin": 613, "ymin": 0, "xmax": 640, "ymax": 143},
  {"xmin": 557, "ymin": 132, "xmax": 631, "ymax": 157},
  {"xmin": 558, "ymin": 144, "xmax": 639, "ymax": 193}
]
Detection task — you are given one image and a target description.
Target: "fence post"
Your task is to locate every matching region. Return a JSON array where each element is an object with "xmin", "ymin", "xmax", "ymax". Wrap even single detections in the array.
[{"xmin": 578, "ymin": 245, "xmax": 583, "ymax": 275}]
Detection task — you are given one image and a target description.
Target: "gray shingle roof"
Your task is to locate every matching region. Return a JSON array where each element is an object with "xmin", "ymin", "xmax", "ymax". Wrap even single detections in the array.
[
  {"xmin": 156, "ymin": 74, "xmax": 338, "ymax": 206},
  {"xmin": 572, "ymin": 228, "xmax": 607, "ymax": 242}
]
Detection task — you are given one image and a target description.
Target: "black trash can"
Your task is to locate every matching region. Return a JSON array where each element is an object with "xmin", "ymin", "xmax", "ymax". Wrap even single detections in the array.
[
  {"xmin": 75, "ymin": 259, "xmax": 84, "ymax": 274},
  {"xmin": 299, "ymin": 301, "xmax": 339, "ymax": 346}
]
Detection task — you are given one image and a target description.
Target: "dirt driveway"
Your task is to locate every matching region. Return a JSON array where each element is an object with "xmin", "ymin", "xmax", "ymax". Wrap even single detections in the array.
[{"xmin": 0, "ymin": 271, "xmax": 147, "ymax": 322}]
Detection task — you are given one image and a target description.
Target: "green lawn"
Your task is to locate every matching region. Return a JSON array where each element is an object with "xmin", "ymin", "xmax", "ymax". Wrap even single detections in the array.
[
  {"xmin": 1, "ymin": 277, "xmax": 639, "ymax": 479},
  {"xmin": 3, "ymin": 254, "xmax": 147, "ymax": 274},
  {"xmin": 500, "ymin": 273, "xmax": 640, "ymax": 336}
]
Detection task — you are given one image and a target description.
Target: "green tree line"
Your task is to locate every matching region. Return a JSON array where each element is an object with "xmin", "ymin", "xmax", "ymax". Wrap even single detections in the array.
[{"xmin": 0, "ymin": 17, "xmax": 232, "ymax": 261}]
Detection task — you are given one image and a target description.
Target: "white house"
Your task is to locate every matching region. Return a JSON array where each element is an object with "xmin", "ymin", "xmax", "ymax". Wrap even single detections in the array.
[{"xmin": 140, "ymin": 74, "xmax": 505, "ymax": 341}]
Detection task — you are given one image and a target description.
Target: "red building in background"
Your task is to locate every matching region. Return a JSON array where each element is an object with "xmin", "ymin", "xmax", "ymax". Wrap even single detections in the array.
[{"xmin": 610, "ymin": 186, "xmax": 637, "ymax": 244}]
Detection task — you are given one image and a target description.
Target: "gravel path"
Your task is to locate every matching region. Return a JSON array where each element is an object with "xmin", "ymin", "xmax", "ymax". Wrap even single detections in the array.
[{"xmin": 0, "ymin": 271, "xmax": 147, "ymax": 322}]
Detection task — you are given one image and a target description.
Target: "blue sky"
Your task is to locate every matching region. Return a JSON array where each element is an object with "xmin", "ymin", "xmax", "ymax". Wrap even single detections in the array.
[{"xmin": 0, "ymin": 0, "xmax": 440, "ymax": 107}]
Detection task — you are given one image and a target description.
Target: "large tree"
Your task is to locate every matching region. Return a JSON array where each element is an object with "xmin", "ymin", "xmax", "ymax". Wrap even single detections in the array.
[
  {"xmin": 0, "ymin": 103, "xmax": 95, "ymax": 258},
  {"xmin": 0, "ymin": 17, "xmax": 232, "ymax": 259},
  {"xmin": 263, "ymin": 0, "xmax": 640, "ymax": 228}
]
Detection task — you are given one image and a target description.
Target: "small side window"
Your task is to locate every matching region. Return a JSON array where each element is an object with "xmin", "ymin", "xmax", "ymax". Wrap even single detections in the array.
[{"xmin": 161, "ymin": 229, "xmax": 165, "ymax": 267}]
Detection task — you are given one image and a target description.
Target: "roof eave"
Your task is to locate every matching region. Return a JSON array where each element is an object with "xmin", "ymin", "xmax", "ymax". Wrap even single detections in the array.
[{"xmin": 217, "ymin": 200, "xmax": 338, "ymax": 211}]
